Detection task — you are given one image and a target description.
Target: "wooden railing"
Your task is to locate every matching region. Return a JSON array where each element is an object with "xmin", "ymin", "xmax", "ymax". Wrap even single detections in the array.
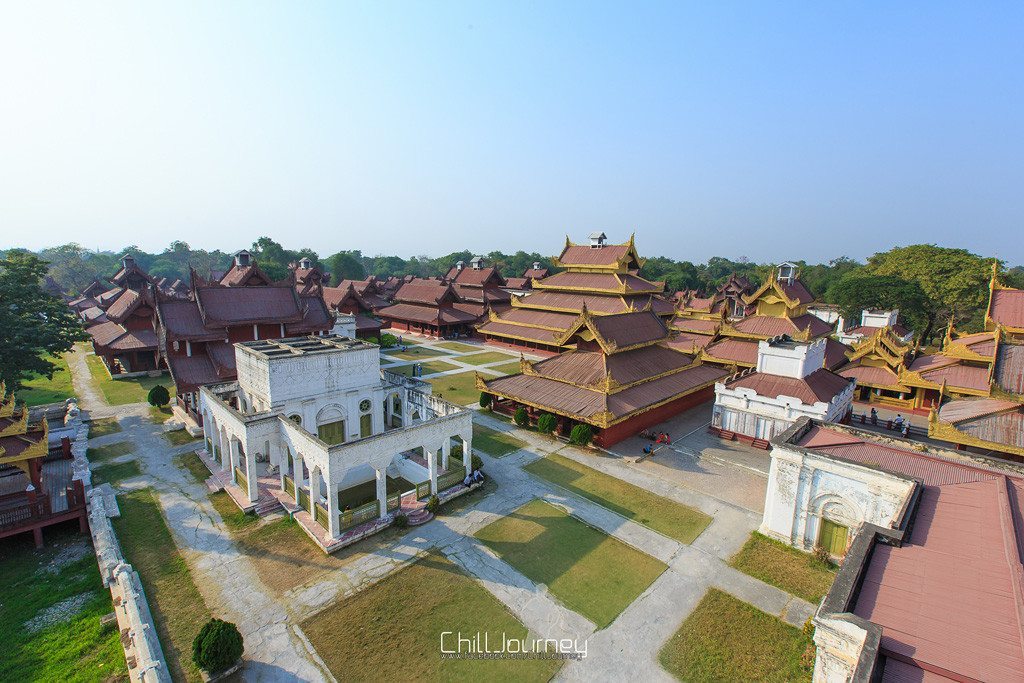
[
  {"xmin": 341, "ymin": 501, "xmax": 379, "ymax": 531},
  {"xmin": 298, "ymin": 487, "xmax": 311, "ymax": 512},
  {"xmin": 284, "ymin": 474, "xmax": 296, "ymax": 499},
  {"xmin": 416, "ymin": 480, "xmax": 433, "ymax": 500},
  {"xmin": 386, "ymin": 492, "xmax": 400, "ymax": 511},
  {"xmin": 234, "ymin": 467, "xmax": 248, "ymax": 495},
  {"xmin": 314, "ymin": 502, "xmax": 330, "ymax": 529},
  {"xmin": 0, "ymin": 494, "xmax": 58, "ymax": 532},
  {"xmin": 438, "ymin": 469, "xmax": 465, "ymax": 492}
]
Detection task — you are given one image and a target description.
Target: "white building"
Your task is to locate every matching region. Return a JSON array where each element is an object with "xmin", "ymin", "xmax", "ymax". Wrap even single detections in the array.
[
  {"xmin": 329, "ymin": 312, "xmax": 357, "ymax": 339},
  {"xmin": 199, "ymin": 335, "xmax": 475, "ymax": 549},
  {"xmin": 711, "ymin": 336, "xmax": 854, "ymax": 446},
  {"xmin": 836, "ymin": 309, "xmax": 912, "ymax": 346}
]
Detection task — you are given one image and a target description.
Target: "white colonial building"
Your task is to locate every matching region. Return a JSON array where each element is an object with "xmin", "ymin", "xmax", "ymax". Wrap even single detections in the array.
[
  {"xmin": 711, "ymin": 336, "xmax": 854, "ymax": 446},
  {"xmin": 198, "ymin": 335, "xmax": 475, "ymax": 549}
]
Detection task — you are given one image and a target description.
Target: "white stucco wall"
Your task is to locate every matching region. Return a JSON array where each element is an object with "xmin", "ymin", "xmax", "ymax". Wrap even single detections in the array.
[
  {"xmin": 760, "ymin": 443, "xmax": 914, "ymax": 552},
  {"xmin": 712, "ymin": 379, "xmax": 854, "ymax": 441}
]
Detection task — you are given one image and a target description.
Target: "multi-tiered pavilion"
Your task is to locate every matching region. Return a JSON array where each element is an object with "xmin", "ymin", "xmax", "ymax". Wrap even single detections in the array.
[{"xmin": 476, "ymin": 233, "xmax": 675, "ymax": 352}]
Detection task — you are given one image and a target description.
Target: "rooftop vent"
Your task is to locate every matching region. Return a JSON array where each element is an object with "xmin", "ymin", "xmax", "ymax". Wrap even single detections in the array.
[
  {"xmin": 533, "ymin": 262, "xmax": 541, "ymax": 270},
  {"xmin": 589, "ymin": 232, "xmax": 607, "ymax": 248},
  {"xmin": 121, "ymin": 254, "xmax": 136, "ymax": 269},
  {"xmin": 234, "ymin": 250, "xmax": 252, "ymax": 267},
  {"xmin": 777, "ymin": 262, "xmax": 797, "ymax": 284},
  {"xmin": 456, "ymin": 260, "xmax": 465, "ymax": 271},
  {"xmin": 470, "ymin": 256, "xmax": 484, "ymax": 270},
  {"xmin": 299, "ymin": 257, "xmax": 312, "ymax": 270}
]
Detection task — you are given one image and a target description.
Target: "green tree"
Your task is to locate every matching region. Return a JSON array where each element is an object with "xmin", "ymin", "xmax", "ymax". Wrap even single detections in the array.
[
  {"xmin": 826, "ymin": 274, "xmax": 933, "ymax": 340},
  {"xmin": 147, "ymin": 385, "xmax": 170, "ymax": 407},
  {"xmin": 0, "ymin": 252, "xmax": 89, "ymax": 392},
  {"xmin": 328, "ymin": 250, "xmax": 366, "ymax": 283},
  {"xmin": 536, "ymin": 413, "xmax": 557, "ymax": 434},
  {"xmin": 192, "ymin": 618, "xmax": 243, "ymax": 674},
  {"xmin": 513, "ymin": 406, "xmax": 529, "ymax": 427}
]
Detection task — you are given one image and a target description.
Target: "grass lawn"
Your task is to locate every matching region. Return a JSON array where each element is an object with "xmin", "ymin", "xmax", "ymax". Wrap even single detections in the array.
[
  {"xmin": 428, "ymin": 371, "xmax": 484, "ymax": 405},
  {"xmin": 0, "ymin": 525, "xmax": 127, "ymax": 682},
  {"xmin": 433, "ymin": 341, "xmax": 482, "ymax": 353},
  {"xmin": 149, "ymin": 405, "xmax": 174, "ymax": 422},
  {"xmin": 209, "ymin": 491, "xmax": 260, "ymax": 533},
  {"xmin": 730, "ymin": 532, "xmax": 837, "ymax": 603},
  {"xmin": 164, "ymin": 429, "xmax": 199, "ymax": 446},
  {"xmin": 84, "ymin": 352, "xmax": 173, "ymax": 406},
  {"xmin": 485, "ymin": 361, "xmax": 522, "ymax": 376},
  {"xmin": 113, "ymin": 488, "xmax": 212, "ymax": 682},
  {"xmin": 524, "ymin": 453, "xmax": 712, "ymax": 545},
  {"xmin": 91, "ymin": 460, "xmax": 142, "ymax": 487},
  {"xmin": 387, "ymin": 359, "xmax": 461, "ymax": 377},
  {"xmin": 458, "ymin": 351, "xmax": 516, "ymax": 366},
  {"xmin": 301, "ymin": 550, "xmax": 562, "ymax": 682},
  {"xmin": 659, "ymin": 589, "xmax": 813, "ymax": 682},
  {"xmin": 16, "ymin": 354, "xmax": 74, "ymax": 406},
  {"xmin": 88, "ymin": 417, "xmax": 122, "ymax": 438},
  {"xmin": 176, "ymin": 451, "xmax": 211, "ymax": 484},
  {"xmin": 475, "ymin": 499, "xmax": 666, "ymax": 628},
  {"xmin": 473, "ymin": 423, "xmax": 526, "ymax": 457},
  {"xmin": 382, "ymin": 346, "xmax": 449, "ymax": 361},
  {"xmin": 86, "ymin": 441, "xmax": 132, "ymax": 463}
]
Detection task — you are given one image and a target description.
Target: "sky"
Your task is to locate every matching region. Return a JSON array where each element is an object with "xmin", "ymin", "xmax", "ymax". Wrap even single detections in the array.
[{"xmin": 1, "ymin": 2, "xmax": 1022, "ymax": 265}]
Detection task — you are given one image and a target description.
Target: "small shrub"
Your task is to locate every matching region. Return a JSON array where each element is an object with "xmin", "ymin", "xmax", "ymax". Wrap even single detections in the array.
[
  {"xmin": 479, "ymin": 392, "xmax": 492, "ymax": 409},
  {"xmin": 426, "ymin": 495, "xmax": 440, "ymax": 514},
  {"xmin": 393, "ymin": 513, "xmax": 409, "ymax": 528},
  {"xmin": 801, "ymin": 642, "xmax": 817, "ymax": 670},
  {"xmin": 536, "ymin": 413, "xmax": 557, "ymax": 434},
  {"xmin": 568, "ymin": 423, "xmax": 593, "ymax": 446},
  {"xmin": 451, "ymin": 444, "xmax": 464, "ymax": 460},
  {"xmin": 513, "ymin": 406, "xmax": 529, "ymax": 427},
  {"xmin": 471, "ymin": 453, "xmax": 483, "ymax": 471},
  {"xmin": 365, "ymin": 336, "xmax": 380, "ymax": 345},
  {"xmin": 192, "ymin": 618, "xmax": 243, "ymax": 674},
  {"xmin": 147, "ymin": 384, "xmax": 170, "ymax": 408},
  {"xmin": 813, "ymin": 546, "xmax": 833, "ymax": 567},
  {"xmin": 380, "ymin": 333, "xmax": 399, "ymax": 348}
]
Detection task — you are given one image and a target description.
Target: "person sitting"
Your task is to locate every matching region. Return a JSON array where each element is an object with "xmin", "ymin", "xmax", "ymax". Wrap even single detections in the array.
[
  {"xmin": 870, "ymin": 407, "xmax": 878, "ymax": 425},
  {"xmin": 902, "ymin": 423, "xmax": 911, "ymax": 438},
  {"xmin": 894, "ymin": 414, "xmax": 904, "ymax": 428},
  {"xmin": 643, "ymin": 445, "xmax": 652, "ymax": 454}
]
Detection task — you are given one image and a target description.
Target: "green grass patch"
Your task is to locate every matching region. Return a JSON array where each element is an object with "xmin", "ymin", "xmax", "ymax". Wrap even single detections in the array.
[
  {"xmin": 175, "ymin": 451, "xmax": 211, "ymax": 485},
  {"xmin": 0, "ymin": 526, "xmax": 128, "ymax": 682},
  {"xmin": 84, "ymin": 352, "xmax": 173, "ymax": 406},
  {"xmin": 86, "ymin": 441, "xmax": 132, "ymax": 463},
  {"xmin": 387, "ymin": 359, "xmax": 461, "ymax": 377},
  {"xmin": 433, "ymin": 341, "xmax": 483, "ymax": 353},
  {"xmin": 475, "ymin": 499, "xmax": 666, "ymax": 628},
  {"xmin": 91, "ymin": 460, "xmax": 142, "ymax": 487},
  {"xmin": 301, "ymin": 550, "xmax": 562, "ymax": 681},
  {"xmin": 473, "ymin": 423, "xmax": 526, "ymax": 457},
  {"xmin": 427, "ymin": 371, "xmax": 485, "ymax": 405},
  {"xmin": 458, "ymin": 351, "xmax": 516, "ymax": 366},
  {"xmin": 16, "ymin": 354, "xmax": 74, "ymax": 406},
  {"xmin": 164, "ymin": 429, "xmax": 199, "ymax": 446},
  {"xmin": 149, "ymin": 405, "xmax": 174, "ymax": 422},
  {"xmin": 730, "ymin": 532, "xmax": 837, "ymax": 603},
  {"xmin": 524, "ymin": 453, "xmax": 712, "ymax": 545},
  {"xmin": 658, "ymin": 589, "xmax": 813, "ymax": 682},
  {"xmin": 209, "ymin": 491, "xmax": 260, "ymax": 533},
  {"xmin": 88, "ymin": 417, "xmax": 122, "ymax": 438},
  {"xmin": 113, "ymin": 488, "xmax": 211, "ymax": 682},
  {"xmin": 382, "ymin": 346, "xmax": 449, "ymax": 361},
  {"xmin": 485, "ymin": 361, "xmax": 522, "ymax": 376}
]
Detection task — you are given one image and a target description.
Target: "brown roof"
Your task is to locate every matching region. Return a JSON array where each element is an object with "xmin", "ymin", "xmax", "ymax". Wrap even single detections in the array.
[
  {"xmin": 996, "ymin": 342, "xmax": 1024, "ymax": 394},
  {"xmin": 727, "ymin": 368, "xmax": 851, "ymax": 405},
  {"xmin": 220, "ymin": 263, "xmax": 273, "ymax": 287},
  {"xmin": 196, "ymin": 286, "xmax": 304, "ymax": 325},
  {"xmin": 157, "ymin": 299, "xmax": 222, "ymax": 340},
  {"xmin": 954, "ymin": 330, "xmax": 997, "ymax": 356},
  {"xmin": 166, "ymin": 353, "xmax": 219, "ymax": 392},
  {"xmin": 557, "ymin": 243, "xmax": 631, "ymax": 267},
  {"xmin": 732, "ymin": 313, "xmax": 833, "ymax": 338},
  {"xmin": 534, "ymin": 344, "xmax": 695, "ymax": 387},
  {"xmin": 991, "ymin": 287, "xmax": 1024, "ymax": 328},
  {"xmin": 588, "ymin": 311, "xmax": 668, "ymax": 350},
  {"xmin": 778, "ymin": 279, "xmax": 815, "ymax": 304},
  {"xmin": 393, "ymin": 279, "xmax": 456, "ymax": 306},
  {"xmin": 534, "ymin": 271, "xmax": 659, "ymax": 293},
  {"xmin": 824, "ymin": 338, "xmax": 851, "ymax": 371},
  {"xmin": 671, "ymin": 317, "xmax": 720, "ymax": 334},
  {"xmin": 494, "ymin": 308, "xmax": 578, "ymax": 330},
  {"xmin": 704, "ymin": 338, "xmax": 759, "ymax": 365},
  {"xmin": 837, "ymin": 364, "xmax": 902, "ymax": 388},
  {"xmin": 476, "ymin": 320, "xmax": 562, "ymax": 344},
  {"xmin": 105, "ymin": 289, "xmax": 149, "ymax": 324},
  {"xmin": 503, "ymin": 277, "xmax": 529, "ymax": 289},
  {"xmin": 666, "ymin": 333, "xmax": 715, "ymax": 352},
  {"xmin": 909, "ymin": 356, "xmax": 991, "ymax": 392},
  {"xmin": 938, "ymin": 398, "xmax": 1024, "ymax": 450},
  {"xmin": 88, "ymin": 320, "xmax": 158, "ymax": 351},
  {"xmin": 845, "ymin": 324, "xmax": 911, "ymax": 339},
  {"xmin": 445, "ymin": 265, "xmax": 506, "ymax": 287},
  {"xmin": 376, "ymin": 303, "xmax": 478, "ymax": 326},
  {"xmin": 287, "ymin": 296, "xmax": 333, "ymax": 334},
  {"xmin": 523, "ymin": 267, "xmax": 548, "ymax": 279}
]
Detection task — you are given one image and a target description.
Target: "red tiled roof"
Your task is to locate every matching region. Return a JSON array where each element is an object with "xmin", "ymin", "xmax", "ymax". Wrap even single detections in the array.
[
  {"xmin": 955, "ymin": 331, "xmax": 997, "ymax": 356},
  {"xmin": 838, "ymin": 364, "xmax": 902, "ymax": 388},
  {"xmin": 376, "ymin": 303, "xmax": 477, "ymax": 326},
  {"xmin": 503, "ymin": 277, "xmax": 529, "ymax": 289},
  {"xmin": 728, "ymin": 368, "xmax": 851, "ymax": 405},
  {"xmin": 166, "ymin": 353, "xmax": 220, "ymax": 392},
  {"xmin": 393, "ymin": 279, "xmax": 455, "ymax": 306},
  {"xmin": 523, "ymin": 267, "xmax": 548, "ymax": 279},
  {"xmin": 779, "ymin": 279, "xmax": 815, "ymax": 304},
  {"xmin": 205, "ymin": 341, "xmax": 237, "ymax": 375},
  {"xmin": 534, "ymin": 344, "xmax": 696, "ymax": 387},
  {"xmin": 196, "ymin": 286, "xmax": 304, "ymax": 325},
  {"xmin": 88, "ymin": 320, "xmax": 158, "ymax": 351},
  {"xmin": 476, "ymin": 320, "xmax": 562, "ymax": 344},
  {"xmin": 732, "ymin": 313, "xmax": 833, "ymax": 338},
  {"xmin": 919, "ymin": 361, "xmax": 991, "ymax": 392},
  {"xmin": 824, "ymin": 338, "xmax": 851, "ymax": 371},
  {"xmin": 991, "ymin": 288, "xmax": 1024, "ymax": 328},
  {"xmin": 557, "ymin": 243, "xmax": 631, "ymax": 266},
  {"xmin": 287, "ymin": 296, "xmax": 333, "ymax": 334},
  {"xmin": 996, "ymin": 342, "xmax": 1024, "ymax": 394},
  {"xmin": 589, "ymin": 311, "xmax": 668, "ymax": 349},
  {"xmin": 81, "ymin": 306, "xmax": 108, "ymax": 325},
  {"xmin": 105, "ymin": 289, "xmax": 147, "ymax": 324},
  {"xmin": 220, "ymin": 263, "xmax": 272, "ymax": 287},
  {"xmin": 666, "ymin": 333, "xmax": 715, "ymax": 352},
  {"xmin": 490, "ymin": 308, "xmax": 578, "ymax": 330},
  {"xmin": 445, "ymin": 265, "xmax": 505, "ymax": 287},
  {"xmin": 158, "ymin": 299, "xmax": 221, "ymax": 340},
  {"xmin": 671, "ymin": 317, "xmax": 719, "ymax": 333},
  {"xmin": 938, "ymin": 398, "xmax": 1024, "ymax": 451},
  {"xmin": 704, "ymin": 338, "xmax": 759, "ymax": 365}
]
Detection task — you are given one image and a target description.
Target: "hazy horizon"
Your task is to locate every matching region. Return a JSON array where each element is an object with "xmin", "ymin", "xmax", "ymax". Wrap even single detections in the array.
[{"xmin": 3, "ymin": 3, "xmax": 1022, "ymax": 263}]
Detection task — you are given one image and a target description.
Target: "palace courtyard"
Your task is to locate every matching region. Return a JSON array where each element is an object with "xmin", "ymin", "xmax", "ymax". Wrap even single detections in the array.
[{"xmin": 3, "ymin": 336, "xmax": 823, "ymax": 682}]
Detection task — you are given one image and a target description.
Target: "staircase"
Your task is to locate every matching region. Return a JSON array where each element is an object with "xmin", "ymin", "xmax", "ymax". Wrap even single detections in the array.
[
  {"xmin": 751, "ymin": 438, "xmax": 771, "ymax": 450},
  {"xmin": 254, "ymin": 497, "xmax": 283, "ymax": 516},
  {"xmin": 401, "ymin": 497, "xmax": 434, "ymax": 526}
]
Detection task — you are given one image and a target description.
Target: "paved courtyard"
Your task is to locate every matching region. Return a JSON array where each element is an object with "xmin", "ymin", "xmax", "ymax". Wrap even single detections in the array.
[{"xmin": 67, "ymin": 338, "xmax": 818, "ymax": 682}]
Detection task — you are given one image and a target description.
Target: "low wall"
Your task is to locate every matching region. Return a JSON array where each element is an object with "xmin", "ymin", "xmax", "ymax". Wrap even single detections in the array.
[{"xmin": 87, "ymin": 488, "xmax": 171, "ymax": 682}]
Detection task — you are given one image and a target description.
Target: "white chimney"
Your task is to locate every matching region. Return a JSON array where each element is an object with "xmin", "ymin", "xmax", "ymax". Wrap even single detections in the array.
[
  {"xmin": 589, "ymin": 232, "xmax": 607, "ymax": 248},
  {"xmin": 756, "ymin": 336, "xmax": 826, "ymax": 379},
  {"xmin": 533, "ymin": 262, "xmax": 541, "ymax": 270}
]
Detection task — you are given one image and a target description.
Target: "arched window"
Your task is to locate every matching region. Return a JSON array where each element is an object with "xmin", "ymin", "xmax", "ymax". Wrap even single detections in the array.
[{"xmin": 288, "ymin": 414, "xmax": 302, "ymax": 426}]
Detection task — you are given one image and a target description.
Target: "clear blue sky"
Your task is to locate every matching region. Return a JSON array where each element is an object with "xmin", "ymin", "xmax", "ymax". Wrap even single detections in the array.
[{"xmin": 2, "ymin": 2, "xmax": 1022, "ymax": 264}]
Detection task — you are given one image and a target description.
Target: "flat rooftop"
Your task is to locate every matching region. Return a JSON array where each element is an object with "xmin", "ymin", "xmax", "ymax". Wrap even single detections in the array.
[{"xmin": 238, "ymin": 334, "xmax": 376, "ymax": 359}]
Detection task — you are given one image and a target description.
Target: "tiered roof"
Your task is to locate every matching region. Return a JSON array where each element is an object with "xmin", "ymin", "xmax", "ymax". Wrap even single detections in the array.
[
  {"xmin": 375, "ymin": 278, "xmax": 480, "ymax": 328},
  {"xmin": 480, "ymin": 310, "xmax": 727, "ymax": 429},
  {"xmin": 836, "ymin": 328, "xmax": 914, "ymax": 391},
  {"xmin": 695, "ymin": 265, "xmax": 847, "ymax": 371},
  {"xmin": 0, "ymin": 382, "xmax": 49, "ymax": 470},
  {"xmin": 477, "ymin": 234, "xmax": 674, "ymax": 349}
]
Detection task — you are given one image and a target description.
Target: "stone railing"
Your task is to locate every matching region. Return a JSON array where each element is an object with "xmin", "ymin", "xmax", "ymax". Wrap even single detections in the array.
[{"xmin": 87, "ymin": 487, "xmax": 171, "ymax": 683}]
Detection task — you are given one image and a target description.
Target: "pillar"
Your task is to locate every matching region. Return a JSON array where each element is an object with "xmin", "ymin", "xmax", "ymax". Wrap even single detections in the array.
[
  {"xmin": 376, "ymin": 467, "xmax": 388, "ymax": 517},
  {"xmin": 228, "ymin": 439, "xmax": 239, "ymax": 483},
  {"xmin": 462, "ymin": 436, "xmax": 473, "ymax": 477},
  {"xmin": 327, "ymin": 480, "xmax": 340, "ymax": 538},
  {"xmin": 441, "ymin": 439, "xmax": 450, "ymax": 471},
  {"xmin": 245, "ymin": 443, "xmax": 258, "ymax": 503},
  {"xmin": 293, "ymin": 453, "xmax": 305, "ymax": 502},
  {"xmin": 427, "ymin": 445, "xmax": 438, "ymax": 494},
  {"xmin": 278, "ymin": 446, "xmax": 287, "ymax": 491},
  {"xmin": 219, "ymin": 430, "xmax": 229, "ymax": 470},
  {"xmin": 384, "ymin": 394, "xmax": 392, "ymax": 428}
]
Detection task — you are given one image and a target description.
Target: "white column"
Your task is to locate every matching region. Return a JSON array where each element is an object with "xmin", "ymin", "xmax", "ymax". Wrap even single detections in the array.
[
  {"xmin": 384, "ymin": 395, "xmax": 392, "ymax": 428},
  {"xmin": 219, "ymin": 431, "xmax": 229, "ymax": 470},
  {"xmin": 376, "ymin": 467, "xmax": 388, "ymax": 517},
  {"xmin": 462, "ymin": 435, "xmax": 473, "ymax": 477},
  {"xmin": 229, "ymin": 439, "xmax": 239, "ymax": 483},
  {"xmin": 245, "ymin": 443, "xmax": 258, "ymax": 503},
  {"xmin": 327, "ymin": 481, "xmax": 339, "ymax": 538},
  {"xmin": 293, "ymin": 454, "xmax": 305, "ymax": 503},
  {"xmin": 278, "ymin": 446, "xmax": 287, "ymax": 491},
  {"xmin": 427, "ymin": 445, "xmax": 438, "ymax": 494},
  {"xmin": 441, "ymin": 439, "xmax": 450, "ymax": 471}
]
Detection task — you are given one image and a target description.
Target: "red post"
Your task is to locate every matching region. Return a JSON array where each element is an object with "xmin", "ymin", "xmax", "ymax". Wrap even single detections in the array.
[{"xmin": 62, "ymin": 437, "xmax": 72, "ymax": 459}]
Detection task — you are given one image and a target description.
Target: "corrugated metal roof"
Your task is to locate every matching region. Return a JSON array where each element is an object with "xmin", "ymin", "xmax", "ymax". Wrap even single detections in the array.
[
  {"xmin": 728, "ymin": 368, "xmax": 851, "ymax": 405},
  {"xmin": 991, "ymin": 288, "xmax": 1024, "ymax": 328}
]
